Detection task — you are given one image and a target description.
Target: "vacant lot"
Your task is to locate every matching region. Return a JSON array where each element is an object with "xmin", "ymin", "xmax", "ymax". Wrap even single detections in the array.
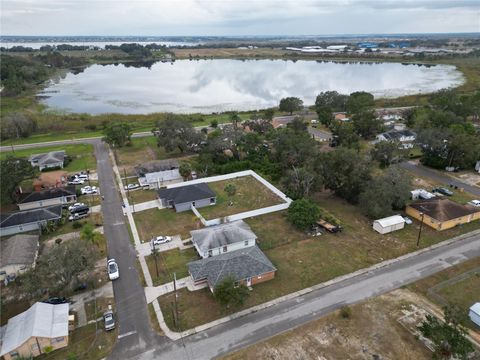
[
  {"xmin": 1, "ymin": 144, "xmax": 96, "ymax": 172},
  {"xmin": 128, "ymin": 189, "xmax": 159, "ymax": 204},
  {"xmin": 223, "ymin": 292, "xmax": 430, "ymax": 360},
  {"xmin": 159, "ymin": 192, "xmax": 480, "ymax": 330},
  {"xmin": 134, "ymin": 208, "xmax": 203, "ymax": 241},
  {"xmin": 198, "ymin": 176, "xmax": 284, "ymax": 220},
  {"xmin": 146, "ymin": 247, "xmax": 199, "ymax": 285}
]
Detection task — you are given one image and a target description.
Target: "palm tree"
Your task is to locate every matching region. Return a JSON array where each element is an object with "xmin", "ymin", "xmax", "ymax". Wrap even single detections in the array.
[{"xmin": 80, "ymin": 224, "xmax": 99, "ymax": 246}]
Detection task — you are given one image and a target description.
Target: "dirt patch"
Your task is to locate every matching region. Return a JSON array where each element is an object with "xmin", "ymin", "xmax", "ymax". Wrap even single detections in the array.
[{"xmin": 32, "ymin": 170, "xmax": 68, "ymax": 190}]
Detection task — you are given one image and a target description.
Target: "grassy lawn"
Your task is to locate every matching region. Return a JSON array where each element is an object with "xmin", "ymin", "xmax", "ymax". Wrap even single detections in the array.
[
  {"xmin": 0, "ymin": 144, "xmax": 96, "ymax": 172},
  {"xmin": 85, "ymin": 296, "xmax": 115, "ymax": 322},
  {"xmin": 133, "ymin": 208, "xmax": 203, "ymax": 241},
  {"xmin": 159, "ymin": 192, "xmax": 480, "ymax": 330},
  {"xmin": 127, "ymin": 189, "xmax": 159, "ymax": 204},
  {"xmin": 146, "ymin": 248, "xmax": 199, "ymax": 286},
  {"xmin": 40, "ymin": 213, "xmax": 103, "ymax": 241},
  {"xmin": 198, "ymin": 176, "xmax": 284, "ymax": 220}
]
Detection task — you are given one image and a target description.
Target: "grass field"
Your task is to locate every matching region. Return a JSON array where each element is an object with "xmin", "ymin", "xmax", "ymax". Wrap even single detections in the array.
[
  {"xmin": 0, "ymin": 144, "xmax": 96, "ymax": 172},
  {"xmin": 133, "ymin": 208, "xmax": 203, "ymax": 241},
  {"xmin": 146, "ymin": 248, "xmax": 199, "ymax": 285},
  {"xmin": 158, "ymin": 192, "xmax": 480, "ymax": 330},
  {"xmin": 198, "ymin": 176, "xmax": 284, "ymax": 220},
  {"xmin": 127, "ymin": 189, "xmax": 159, "ymax": 203}
]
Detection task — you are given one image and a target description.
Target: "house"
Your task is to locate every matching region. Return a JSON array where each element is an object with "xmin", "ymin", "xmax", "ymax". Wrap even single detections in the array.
[
  {"xmin": 188, "ymin": 246, "xmax": 276, "ymax": 292},
  {"xmin": 373, "ymin": 215, "xmax": 405, "ymax": 234},
  {"xmin": 134, "ymin": 159, "xmax": 179, "ymax": 177},
  {"xmin": 17, "ymin": 186, "xmax": 76, "ymax": 211},
  {"xmin": 0, "ymin": 234, "xmax": 39, "ymax": 278},
  {"xmin": 376, "ymin": 130, "xmax": 416, "ymax": 146},
  {"xmin": 406, "ymin": 198, "xmax": 480, "ymax": 231},
  {"xmin": 29, "ymin": 151, "xmax": 65, "ymax": 171},
  {"xmin": 469, "ymin": 303, "xmax": 480, "ymax": 327},
  {"xmin": 191, "ymin": 220, "xmax": 256, "ymax": 258},
  {"xmin": 138, "ymin": 169, "xmax": 183, "ymax": 189},
  {"xmin": 158, "ymin": 183, "xmax": 216, "ymax": 212},
  {"xmin": 0, "ymin": 302, "xmax": 69, "ymax": 360},
  {"xmin": 333, "ymin": 112, "xmax": 350, "ymax": 122},
  {"xmin": 0, "ymin": 205, "xmax": 63, "ymax": 236}
]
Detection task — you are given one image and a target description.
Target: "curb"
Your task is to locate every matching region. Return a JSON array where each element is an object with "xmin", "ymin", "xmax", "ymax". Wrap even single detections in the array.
[{"xmin": 156, "ymin": 229, "xmax": 480, "ymax": 340}]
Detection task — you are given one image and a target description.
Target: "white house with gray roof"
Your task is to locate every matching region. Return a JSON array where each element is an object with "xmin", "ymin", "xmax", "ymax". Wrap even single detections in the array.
[
  {"xmin": 0, "ymin": 205, "xmax": 63, "ymax": 236},
  {"xmin": 138, "ymin": 169, "xmax": 183, "ymax": 189},
  {"xmin": 158, "ymin": 183, "xmax": 216, "ymax": 212},
  {"xmin": 191, "ymin": 220, "xmax": 256, "ymax": 258},
  {"xmin": 0, "ymin": 302, "xmax": 69, "ymax": 359},
  {"xmin": 29, "ymin": 151, "xmax": 66, "ymax": 171},
  {"xmin": 0, "ymin": 234, "xmax": 39, "ymax": 278}
]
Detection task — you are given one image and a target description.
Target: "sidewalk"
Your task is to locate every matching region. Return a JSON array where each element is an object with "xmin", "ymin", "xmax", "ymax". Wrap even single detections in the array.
[{"xmin": 144, "ymin": 277, "xmax": 207, "ymax": 303}]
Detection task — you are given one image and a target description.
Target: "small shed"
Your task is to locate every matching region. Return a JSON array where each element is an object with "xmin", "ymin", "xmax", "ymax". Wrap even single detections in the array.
[
  {"xmin": 469, "ymin": 303, "xmax": 480, "ymax": 327},
  {"xmin": 373, "ymin": 215, "xmax": 405, "ymax": 234}
]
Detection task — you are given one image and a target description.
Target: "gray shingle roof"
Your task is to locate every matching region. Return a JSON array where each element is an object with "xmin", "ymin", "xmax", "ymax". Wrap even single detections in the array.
[
  {"xmin": 379, "ymin": 129, "xmax": 416, "ymax": 140},
  {"xmin": 30, "ymin": 151, "xmax": 65, "ymax": 166},
  {"xmin": 0, "ymin": 302, "xmax": 69, "ymax": 356},
  {"xmin": 135, "ymin": 159, "xmax": 179, "ymax": 177},
  {"xmin": 18, "ymin": 186, "xmax": 76, "ymax": 204},
  {"xmin": 0, "ymin": 234, "xmax": 39, "ymax": 268},
  {"xmin": 188, "ymin": 246, "xmax": 276, "ymax": 288},
  {"xmin": 158, "ymin": 183, "xmax": 216, "ymax": 204},
  {"xmin": 0, "ymin": 205, "xmax": 63, "ymax": 228},
  {"xmin": 191, "ymin": 220, "xmax": 257, "ymax": 253}
]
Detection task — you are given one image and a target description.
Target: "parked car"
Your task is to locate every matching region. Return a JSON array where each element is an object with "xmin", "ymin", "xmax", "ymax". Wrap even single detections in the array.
[
  {"xmin": 403, "ymin": 216, "xmax": 413, "ymax": 225},
  {"xmin": 125, "ymin": 183, "xmax": 140, "ymax": 190},
  {"xmin": 70, "ymin": 205, "xmax": 89, "ymax": 214},
  {"xmin": 42, "ymin": 297, "xmax": 68, "ymax": 305},
  {"xmin": 81, "ymin": 186, "xmax": 98, "ymax": 195},
  {"xmin": 151, "ymin": 235, "xmax": 172, "ymax": 247},
  {"xmin": 68, "ymin": 179, "xmax": 84, "ymax": 185},
  {"xmin": 69, "ymin": 212, "xmax": 90, "ymax": 221},
  {"xmin": 68, "ymin": 202, "xmax": 86, "ymax": 212},
  {"xmin": 76, "ymin": 174, "xmax": 89, "ymax": 180},
  {"xmin": 468, "ymin": 200, "xmax": 480, "ymax": 207},
  {"xmin": 103, "ymin": 310, "xmax": 115, "ymax": 331},
  {"xmin": 432, "ymin": 187, "xmax": 453, "ymax": 196},
  {"xmin": 107, "ymin": 259, "xmax": 119, "ymax": 280},
  {"xmin": 191, "ymin": 171, "xmax": 198, "ymax": 179}
]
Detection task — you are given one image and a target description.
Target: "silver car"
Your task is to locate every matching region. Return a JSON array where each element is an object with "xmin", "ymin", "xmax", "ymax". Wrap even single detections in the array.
[{"xmin": 103, "ymin": 310, "xmax": 115, "ymax": 331}]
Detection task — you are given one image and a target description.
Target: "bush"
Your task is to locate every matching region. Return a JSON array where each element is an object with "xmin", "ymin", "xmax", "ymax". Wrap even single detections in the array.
[
  {"xmin": 72, "ymin": 222, "xmax": 83, "ymax": 229},
  {"xmin": 340, "ymin": 306, "xmax": 352, "ymax": 319},
  {"xmin": 287, "ymin": 198, "xmax": 320, "ymax": 230}
]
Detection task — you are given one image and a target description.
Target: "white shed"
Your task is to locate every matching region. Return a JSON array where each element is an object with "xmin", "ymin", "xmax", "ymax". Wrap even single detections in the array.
[
  {"xmin": 469, "ymin": 303, "xmax": 480, "ymax": 327},
  {"xmin": 373, "ymin": 215, "xmax": 405, "ymax": 234}
]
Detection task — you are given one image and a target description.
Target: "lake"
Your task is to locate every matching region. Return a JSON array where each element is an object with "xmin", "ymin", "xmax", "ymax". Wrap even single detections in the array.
[{"xmin": 38, "ymin": 59, "xmax": 464, "ymax": 114}]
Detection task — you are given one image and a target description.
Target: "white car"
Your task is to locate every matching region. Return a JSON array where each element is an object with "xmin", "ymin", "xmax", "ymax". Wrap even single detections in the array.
[
  {"xmin": 81, "ymin": 186, "xmax": 99, "ymax": 195},
  {"xmin": 403, "ymin": 216, "xmax": 413, "ymax": 225},
  {"xmin": 191, "ymin": 171, "xmax": 198, "ymax": 179},
  {"xmin": 68, "ymin": 179, "xmax": 84, "ymax": 185},
  {"xmin": 151, "ymin": 236, "xmax": 172, "ymax": 247},
  {"xmin": 77, "ymin": 174, "xmax": 89, "ymax": 180},
  {"xmin": 68, "ymin": 202, "xmax": 85, "ymax": 212},
  {"xmin": 107, "ymin": 259, "xmax": 119, "ymax": 280},
  {"xmin": 125, "ymin": 183, "xmax": 140, "ymax": 190},
  {"xmin": 468, "ymin": 200, "xmax": 480, "ymax": 207}
]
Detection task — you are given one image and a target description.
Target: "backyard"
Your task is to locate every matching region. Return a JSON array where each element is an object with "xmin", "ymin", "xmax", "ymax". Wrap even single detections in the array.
[
  {"xmin": 133, "ymin": 208, "xmax": 203, "ymax": 241},
  {"xmin": 198, "ymin": 176, "xmax": 284, "ymax": 220},
  {"xmin": 146, "ymin": 248, "xmax": 199, "ymax": 285}
]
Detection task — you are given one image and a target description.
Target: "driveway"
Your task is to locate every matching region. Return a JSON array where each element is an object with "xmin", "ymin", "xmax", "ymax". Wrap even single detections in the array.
[{"xmin": 307, "ymin": 126, "xmax": 332, "ymax": 141}]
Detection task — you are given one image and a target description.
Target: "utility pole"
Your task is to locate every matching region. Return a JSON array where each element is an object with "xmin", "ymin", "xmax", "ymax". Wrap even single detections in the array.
[{"xmin": 416, "ymin": 212, "xmax": 424, "ymax": 248}]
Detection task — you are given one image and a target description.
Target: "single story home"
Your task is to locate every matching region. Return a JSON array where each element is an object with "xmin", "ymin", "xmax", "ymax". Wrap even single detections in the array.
[
  {"xmin": 406, "ymin": 198, "xmax": 480, "ymax": 231},
  {"xmin": 138, "ymin": 169, "xmax": 183, "ymax": 189},
  {"xmin": 158, "ymin": 183, "xmax": 216, "ymax": 212},
  {"xmin": 191, "ymin": 220, "xmax": 257, "ymax": 258},
  {"xmin": 0, "ymin": 234, "xmax": 39, "ymax": 278},
  {"xmin": 134, "ymin": 159, "xmax": 179, "ymax": 177},
  {"xmin": 188, "ymin": 246, "xmax": 276, "ymax": 292},
  {"xmin": 17, "ymin": 186, "xmax": 76, "ymax": 211},
  {"xmin": 0, "ymin": 205, "xmax": 63, "ymax": 236},
  {"xmin": 29, "ymin": 151, "xmax": 66, "ymax": 171},
  {"xmin": 373, "ymin": 215, "xmax": 405, "ymax": 234},
  {"xmin": 376, "ymin": 129, "xmax": 416, "ymax": 145},
  {"xmin": 0, "ymin": 302, "xmax": 69, "ymax": 359},
  {"xmin": 469, "ymin": 303, "xmax": 480, "ymax": 327}
]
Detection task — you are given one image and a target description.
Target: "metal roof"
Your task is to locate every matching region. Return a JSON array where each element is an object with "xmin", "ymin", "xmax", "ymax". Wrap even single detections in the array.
[
  {"xmin": 29, "ymin": 151, "xmax": 65, "ymax": 166},
  {"xmin": 0, "ymin": 234, "xmax": 39, "ymax": 267},
  {"xmin": 0, "ymin": 302, "xmax": 69, "ymax": 356},
  {"xmin": 374, "ymin": 215, "xmax": 405, "ymax": 228}
]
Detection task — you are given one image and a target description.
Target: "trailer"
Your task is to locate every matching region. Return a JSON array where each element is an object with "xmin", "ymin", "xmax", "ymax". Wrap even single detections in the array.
[{"xmin": 316, "ymin": 219, "xmax": 342, "ymax": 233}]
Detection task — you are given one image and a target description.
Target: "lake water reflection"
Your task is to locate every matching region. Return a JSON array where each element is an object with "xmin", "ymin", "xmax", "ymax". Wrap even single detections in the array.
[{"xmin": 39, "ymin": 59, "xmax": 464, "ymax": 114}]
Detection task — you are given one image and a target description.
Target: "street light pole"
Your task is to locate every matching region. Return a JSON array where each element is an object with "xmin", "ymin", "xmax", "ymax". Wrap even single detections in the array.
[{"xmin": 416, "ymin": 212, "xmax": 424, "ymax": 248}]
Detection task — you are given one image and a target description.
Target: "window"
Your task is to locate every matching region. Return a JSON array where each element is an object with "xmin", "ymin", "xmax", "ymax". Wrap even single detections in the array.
[
  {"xmin": 9, "ymin": 351, "xmax": 19, "ymax": 359},
  {"xmin": 208, "ymin": 250, "xmax": 213, "ymax": 257},
  {"xmin": 234, "ymin": 281, "xmax": 240, "ymax": 288},
  {"xmin": 192, "ymin": 201, "xmax": 196, "ymax": 207},
  {"xmin": 210, "ymin": 197, "xmax": 215, "ymax": 204},
  {"xmin": 223, "ymin": 246, "xmax": 227, "ymax": 253},
  {"xmin": 244, "ymin": 240, "xmax": 249, "ymax": 246},
  {"xmin": 52, "ymin": 337, "xmax": 64, "ymax": 344}
]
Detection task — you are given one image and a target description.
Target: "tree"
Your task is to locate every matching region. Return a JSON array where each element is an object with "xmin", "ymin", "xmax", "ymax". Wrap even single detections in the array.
[
  {"xmin": 0, "ymin": 155, "xmax": 38, "ymax": 203},
  {"xmin": 1, "ymin": 113, "xmax": 38, "ymax": 140},
  {"xmin": 315, "ymin": 91, "xmax": 348, "ymax": 112},
  {"xmin": 287, "ymin": 116, "xmax": 307, "ymax": 133},
  {"xmin": 179, "ymin": 162, "xmax": 192, "ymax": 179},
  {"xmin": 316, "ymin": 106, "xmax": 333, "ymax": 127},
  {"xmin": 282, "ymin": 167, "xmax": 317, "ymax": 200},
  {"xmin": 371, "ymin": 141, "xmax": 400, "ymax": 168},
  {"xmin": 352, "ymin": 110, "xmax": 383, "ymax": 139},
  {"xmin": 224, "ymin": 183, "xmax": 236, "ymax": 206},
  {"xmin": 210, "ymin": 119, "xmax": 218, "ymax": 128},
  {"xmin": 329, "ymin": 121, "xmax": 361, "ymax": 150},
  {"xmin": 214, "ymin": 276, "xmax": 250, "ymax": 308},
  {"xmin": 80, "ymin": 224, "xmax": 100, "ymax": 246},
  {"xmin": 287, "ymin": 198, "xmax": 320, "ymax": 230},
  {"xmin": 272, "ymin": 128, "xmax": 317, "ymax": 169},
  {"xmin": 154, "ymin": 115, "xmax": 203, "ymax": 153},
  {"xmin": 418, "ymin": 305, "xmax": 474, "ymax": 360},
  {"xmin": 346, "ymin": 91, "xmax": 374, "ymax": 114},
  {"xmin": 279, "ymin": 97, "xmax": 303, "ymax": 115},
  {"xmin": 102, "ymin": 122, "xmax": 132, "ymax": 147},
  {"xmin": 358, "ymin": 166, "xmax": 410, "ymax": 219},
  {"xmin": 263, "ymin": 108, "xmax": 275, "ymax": 121}
]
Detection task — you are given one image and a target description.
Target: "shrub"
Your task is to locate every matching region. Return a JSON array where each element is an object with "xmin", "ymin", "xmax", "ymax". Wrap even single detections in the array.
[
  {"xmin": 72, "ymin": 222, "xmax": 83, "ymax": 229},
  {"xmin": 340, "ymin": 306, "xmax": 352, "ymax": 319}
]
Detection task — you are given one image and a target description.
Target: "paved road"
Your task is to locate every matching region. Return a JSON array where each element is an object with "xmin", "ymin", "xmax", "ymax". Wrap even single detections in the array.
[
  {"xmin": 94, "ymin": 142, "xmax": 165, "ymax": 358},
  {"xmin": 132, "ymin": 231, "xmax": 480, "ymax": 360},
  {"xmin": 400, "ymin": 161, "xmax": 480, "ymax": 197},
  {"xmin": 307, "ymin": 126, "xmax": 332, "ymax": 141}
]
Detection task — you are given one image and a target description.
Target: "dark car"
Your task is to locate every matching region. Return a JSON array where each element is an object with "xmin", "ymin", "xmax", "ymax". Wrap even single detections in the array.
[
  {"xmin": 42, "ymin": 297, "xmax": 68, "ymax": 305},
  {"xmin": 432, "ymin": 187, "xmax": 453, "ymax": 196}
]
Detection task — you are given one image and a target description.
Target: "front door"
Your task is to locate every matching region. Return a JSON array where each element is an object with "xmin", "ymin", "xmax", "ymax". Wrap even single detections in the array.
[{"xmin": 246, "ymin": 277, "xmax": 252, "ymax": 287}]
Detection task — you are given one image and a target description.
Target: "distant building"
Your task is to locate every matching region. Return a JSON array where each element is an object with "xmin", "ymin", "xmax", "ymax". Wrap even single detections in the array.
[
  {"xmin": 158, "ymin": 183, "xmax": 216, "ymax": 212},
  {"xmin": 0, "ymin": 205, "xmax": 63, "ymax": 236},
  {"xmin": 376, "ymin": 129, "xmax": 416, "ymax": 148},
  {"xmin": 406, "ymin": 198, "xmax": 480, "ymax": 231},
  {"xmin": 17, "ymin": 186, "xmax": 76, "ymax": 211},
  {"xmin": 373, "ymin": 215, "xmax": 405, "ymax": 234},
  {"xmin": 333, "ymin": 113, "xmax": 350, "ymax": 122},
  {"xmin": 138, "ymin": 169, "xmax": 183, "ymax": 189},
  {"xmin": 0, "ymin": 234, "xmax": 39, "ymax": 278},
  {"xmin": 134, "ymin": 159, "xmax": 179, "ymax": 177},
  {"xmin": 191, "ymin": 220, "xmax": 257, "ymax": 258},
  {"xmin": 29, "ymin": 151, "xmax": 65, "ymax": 171},
  {"xmin": 0, "ymin": 302, "xmax": 69, "ymax": 359}
]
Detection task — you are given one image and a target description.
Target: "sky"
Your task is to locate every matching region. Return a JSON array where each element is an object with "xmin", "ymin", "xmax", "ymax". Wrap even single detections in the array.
[{"xmin": 1, "ymin": 0, "xmax": 479, "ymax": 36}]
